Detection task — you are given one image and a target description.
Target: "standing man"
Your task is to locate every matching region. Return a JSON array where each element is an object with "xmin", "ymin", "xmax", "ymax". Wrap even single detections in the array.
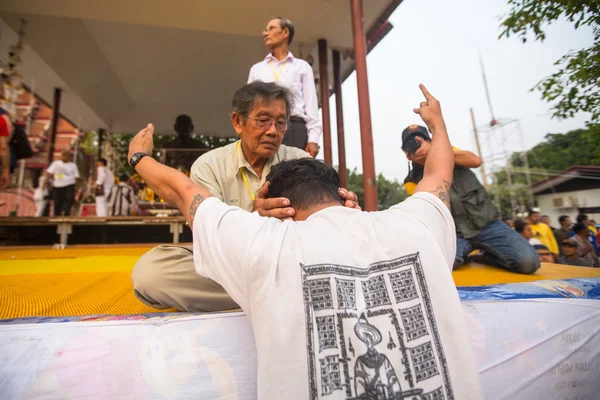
[
  {"xmin": 554, "ymin": 215, "xmax": 572, "ymax": 255},
  {"xmin": 95, "ymin": 158, "xmax": 114, "ymax": 217},
  {"xmin": 247, "ymin": 17, "xmax": 321, "ymax": 158},
  {"xmin": 45, "ymin": 151, "xmax": 80, "ymax": 216},
  {"xmin": 402, "ymin": 125, "xmax": 539, "ymax": 274},
  {"xmin": 108, "ymin": 174, "xmax": 137, "ymax": 216}
]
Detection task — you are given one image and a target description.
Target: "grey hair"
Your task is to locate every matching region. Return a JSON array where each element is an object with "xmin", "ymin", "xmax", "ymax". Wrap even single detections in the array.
[
  {"xmin": 276, "ymin": 16, "xmax": 295, "ymax": 45},
  {"xmin": 231, "ymin": 81, "xmax": 294, "ymax": 120}
]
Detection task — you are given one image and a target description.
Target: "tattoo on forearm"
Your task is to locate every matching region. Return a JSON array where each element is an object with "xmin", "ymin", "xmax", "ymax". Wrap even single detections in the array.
[
  {"xmin": 429, "ymin": 179, "xmax": 451, "ymax": 208},
  {"xmin": 189, "ymin": 193, "xmax": 210, "ymax": 225}
]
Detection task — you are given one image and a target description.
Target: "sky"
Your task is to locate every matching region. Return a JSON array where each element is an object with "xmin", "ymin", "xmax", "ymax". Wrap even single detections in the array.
[{"xmin": 318, "ymin": 0, "xmax": 594, "ymax": 184}]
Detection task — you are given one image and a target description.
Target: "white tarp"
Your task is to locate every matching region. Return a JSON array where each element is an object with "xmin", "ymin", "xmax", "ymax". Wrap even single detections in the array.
[{"xmin": 1, "ymin": 299, "xmax": 599, "ymax": 400}]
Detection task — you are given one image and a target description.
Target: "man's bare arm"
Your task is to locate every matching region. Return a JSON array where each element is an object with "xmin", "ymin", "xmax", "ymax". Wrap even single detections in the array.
[
  {"xmin": 129, "ymin": 124, "xmax": 213, "ymax": 225},
  {"xmin": 412, "ymin": 84, "xmax": 454, "ymax": 208},
  {"xmin": 454, "ymin": 149, "xmax": 482, "ymax": 169}
]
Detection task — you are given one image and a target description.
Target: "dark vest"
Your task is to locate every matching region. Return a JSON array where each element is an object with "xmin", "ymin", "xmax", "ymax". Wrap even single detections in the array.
[{"xmin": 450, "ymin": 166, "xmax": 499, "ymax": 239}]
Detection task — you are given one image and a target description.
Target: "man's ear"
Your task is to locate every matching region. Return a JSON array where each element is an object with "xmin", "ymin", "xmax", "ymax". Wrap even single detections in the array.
[
  {"xmin": 283, "ymin": 27, "xmax": 290, "ymax": 42},
  {"xmin": 231, "ymin": 112, "xmax": 243, "ymax": 135}
]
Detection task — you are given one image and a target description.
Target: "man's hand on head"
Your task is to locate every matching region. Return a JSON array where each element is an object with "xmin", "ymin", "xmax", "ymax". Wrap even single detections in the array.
[
  {"xmin": 128, "ymin": 123, "xmax": 155, "ymax": 161},
  {"xmin": 253, "ymin": 183, "xmax": 360, "ymax": 220},
  {"xmin": 338, "ymin": 188, "xmax": 361, "ymax": 210},
  {"xmin": 252, "ymin": 182, "xmax": 296, "ymax": 220},
  {"xmin": 305, "ymin": 142, "xmax": 320, "ymax": 158}
]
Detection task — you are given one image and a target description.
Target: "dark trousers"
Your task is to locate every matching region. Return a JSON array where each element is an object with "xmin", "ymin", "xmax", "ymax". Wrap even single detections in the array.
[
  {"xmin": 282, "ymin": 118, "xmax": 308, "ymax": 150},
  {"xmin": 455, "ymin": 221, "xmax": 541, "ymax": 274},
  {"xmin": 53, "ymin": 184, "xmax": 75, "ymax": 216}
]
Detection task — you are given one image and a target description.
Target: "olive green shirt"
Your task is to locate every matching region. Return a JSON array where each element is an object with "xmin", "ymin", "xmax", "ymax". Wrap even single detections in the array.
[{"xmin": 190, "ymin": 141, "xmax": 309, "ymax": 211}]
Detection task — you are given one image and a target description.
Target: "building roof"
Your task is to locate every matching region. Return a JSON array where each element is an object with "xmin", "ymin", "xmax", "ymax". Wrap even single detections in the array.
[
  {"xmin": 0, "ymin": 0, "xmax": 402, "ymax": 136},
  {"xmin": 531, "ymin": 165, "xmax": 600, "ymax": 195}
]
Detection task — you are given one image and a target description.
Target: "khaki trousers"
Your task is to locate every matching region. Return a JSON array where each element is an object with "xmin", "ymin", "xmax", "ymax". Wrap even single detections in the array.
[{"xmin": 131, "ymin": 245, "xmax": 240, "ymax": 312}]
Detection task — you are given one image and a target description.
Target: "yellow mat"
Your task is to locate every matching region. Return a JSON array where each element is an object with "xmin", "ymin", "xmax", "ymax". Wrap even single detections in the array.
[
  {"xmin": 1, "ymin": 246, "xmax": 599, "ymax": 319},
  {"xmin": 0, "ymin": 247, "xmax": 176, "ymax": 319}
]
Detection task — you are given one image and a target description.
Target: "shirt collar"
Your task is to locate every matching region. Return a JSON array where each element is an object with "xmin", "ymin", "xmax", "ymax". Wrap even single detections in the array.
[
  {"xmin": 235, "ymin": 140, "xmax": 280, "ymax": 179},
  {"xmin": 264, "ymin": 51, "xmax": 295, "ymax": 63}
]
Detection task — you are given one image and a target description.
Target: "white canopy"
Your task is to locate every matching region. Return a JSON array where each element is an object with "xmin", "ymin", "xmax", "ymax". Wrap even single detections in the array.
[{"xmin": 0, "ymin": 0, "xmax": 399, "ymax": 136}]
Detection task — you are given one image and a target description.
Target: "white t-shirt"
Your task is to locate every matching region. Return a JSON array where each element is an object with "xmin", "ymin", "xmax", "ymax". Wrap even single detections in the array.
[
  {"xmin": 193, "ymin": 192, "xmax": 483, "ymax": 400},
  {"xmin": 47, "ymin": 161, "xmax": 79, "ymax": 188}
]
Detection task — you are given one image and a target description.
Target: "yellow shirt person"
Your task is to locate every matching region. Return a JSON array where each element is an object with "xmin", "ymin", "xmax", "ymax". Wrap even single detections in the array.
[{"xmin": 528, "ymin": 211, "xmax": 559, "ymax": 255}]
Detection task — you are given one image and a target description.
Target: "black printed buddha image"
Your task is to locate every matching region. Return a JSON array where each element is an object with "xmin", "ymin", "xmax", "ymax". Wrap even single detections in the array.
[{"xmin": 353, "ymin": 314, "xmax": 401, "ymax": 400}]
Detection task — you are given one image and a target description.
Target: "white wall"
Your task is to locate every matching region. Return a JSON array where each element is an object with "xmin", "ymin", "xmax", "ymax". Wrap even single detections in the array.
[{"xmin": 535, "ymin": 188, "xmax": 600, "ymax": 226}]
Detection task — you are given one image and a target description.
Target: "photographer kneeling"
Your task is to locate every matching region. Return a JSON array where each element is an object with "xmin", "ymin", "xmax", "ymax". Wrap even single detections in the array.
[{"xmin": 402, "ymin": 125, "xmax": 539, "ymax": 274}]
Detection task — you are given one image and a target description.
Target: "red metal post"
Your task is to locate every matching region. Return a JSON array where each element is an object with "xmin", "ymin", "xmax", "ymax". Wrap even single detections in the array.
[
  {"xmin": 318, "ymin": 39, "xmax": 333, "ymax": 166},
  {"xmin": 350, "ymin": 0, "xmax": 378, "ymax": 211},
  {"xmin": 332, "ymin": 50, "xmax": 347, "ymax": 189},
  {"xmin": 46, "ymin": 87, "xmax": 62, "ymax": 165}
]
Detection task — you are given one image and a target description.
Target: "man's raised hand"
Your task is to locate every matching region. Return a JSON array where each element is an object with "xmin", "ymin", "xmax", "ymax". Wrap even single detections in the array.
[
  {"xmin": 412, "ymin": 84, "xmax": 445, "ymax": 133},
  {"xmin": 128, "ymin": 123, "xmax": 155, "ymax": 161}
]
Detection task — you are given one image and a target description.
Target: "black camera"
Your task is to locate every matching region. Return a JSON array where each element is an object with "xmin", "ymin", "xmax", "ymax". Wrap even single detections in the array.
[
  {"xmin": 401, "ymin": 125, "xmax": 429, "ymax": 155},
  {"xmin": 402, "ymin": 136, "xmax": 421, "ymax": 155}
]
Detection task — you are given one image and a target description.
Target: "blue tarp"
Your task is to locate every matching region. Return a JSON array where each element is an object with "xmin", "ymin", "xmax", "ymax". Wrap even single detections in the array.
[{"xmin": 457, "ymin": 277, "xmax": 600, "ymax": 300}]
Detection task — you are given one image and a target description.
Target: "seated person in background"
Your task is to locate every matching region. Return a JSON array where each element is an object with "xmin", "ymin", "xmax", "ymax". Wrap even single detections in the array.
[
  {"xmin": 126, "ymin": 84, "xmax": 483, "ymax": 400},
  {"xmin": 164, "ymin": 114, "xmax": 203, "ymax": 173},
  {"xmin": 527, "ymin": 210, "xmax": 559, "ymax": 256},
  {"xmin": 533, "ymin": 244, "xmax": 554, "ymax": 263},
  {"xmin": 557, "ymin": 238, "xmax": 590, "ymax": 267},
  {"xmin": 514, "ymin": 219, "xmax": 542, "ymax": 246},
  {"xmin": 402, "ymin": 127, "xmax": 539, "ymax": 274},
  {"xmin": 571, "ymin": 223, "xmax": 600, "ymax": 268},
  {"xmin": 108, "ymin": 174, "xmax": 137, "ymax": 216},
  {"xmin": 131, "ymin": 81, "xmax": 359, "ymax": 312}
]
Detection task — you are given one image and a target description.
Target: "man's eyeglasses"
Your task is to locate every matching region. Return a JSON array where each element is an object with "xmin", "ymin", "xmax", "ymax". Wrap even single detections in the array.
[{"xmin": 247, "ymin": 116, "xmax": 289, "ymax": 132}]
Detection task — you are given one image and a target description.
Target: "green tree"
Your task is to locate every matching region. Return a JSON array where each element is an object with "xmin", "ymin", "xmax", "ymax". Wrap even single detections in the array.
[
  {"xmin": 499, "ymin": 0, "xmax": 600, "ymax": 123},
  {"xmin": 108, "ymin": 133, "xmax": 237, "ymax": 176},
  {"xmin": 488, "ymin": 125, "xmax": 600, "ymax": 216},
  {"xmin": 346, "ymin": 168, "xmax": 408, "ymax": 210},
  {"xmin": 514, "ymin": 126, "xmax": 600, "ymax": 170}
]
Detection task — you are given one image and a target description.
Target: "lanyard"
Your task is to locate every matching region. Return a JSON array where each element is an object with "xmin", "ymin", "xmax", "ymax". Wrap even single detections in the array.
[
  {"xmin": 269, "ymin": 58, "xmax": 289, "ymax": 82},
  {"xmin": 237, "ymin": 142, "xmax": 255, "ymax": 201}
]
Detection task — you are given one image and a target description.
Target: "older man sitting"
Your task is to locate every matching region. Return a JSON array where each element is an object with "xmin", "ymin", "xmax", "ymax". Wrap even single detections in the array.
[{"xmin": 131, "ymin": 81, "xmax": 358, "ymax": 312}]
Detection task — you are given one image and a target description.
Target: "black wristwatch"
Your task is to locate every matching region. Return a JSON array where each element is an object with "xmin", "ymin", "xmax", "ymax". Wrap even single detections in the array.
[{"xmin": 129, "ymin": 152, "xmax": 150, "ymax": 172}]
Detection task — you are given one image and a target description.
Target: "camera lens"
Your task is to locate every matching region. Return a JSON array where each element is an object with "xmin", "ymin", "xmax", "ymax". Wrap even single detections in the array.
[{"xmin": 402, "ymin": 137, "xmax": 421, "ymax": 155}]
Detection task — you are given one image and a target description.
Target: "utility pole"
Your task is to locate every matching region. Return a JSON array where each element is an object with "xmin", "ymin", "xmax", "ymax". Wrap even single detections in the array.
[{"xmin": 470, "ymin": 108, "xmax": 488, "ymax": 188}]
